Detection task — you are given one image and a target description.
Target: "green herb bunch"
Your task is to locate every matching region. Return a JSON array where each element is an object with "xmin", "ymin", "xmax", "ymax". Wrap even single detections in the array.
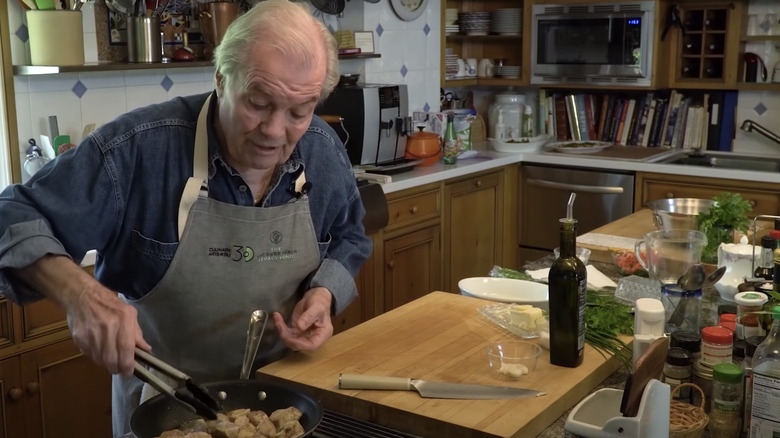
[{"xmin": 697, "ymin": 192, "xmax": 753, "ymax": 263}]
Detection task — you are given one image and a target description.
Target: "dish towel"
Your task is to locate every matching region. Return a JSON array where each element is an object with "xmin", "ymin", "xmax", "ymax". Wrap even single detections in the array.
[{"xmin": 526, "ymin": 265, "xmax": 617, "ymax": 290}]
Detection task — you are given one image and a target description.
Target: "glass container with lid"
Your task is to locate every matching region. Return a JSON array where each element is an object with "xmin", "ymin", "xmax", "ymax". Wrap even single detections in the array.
[{"xmin": 488, "ymin": 91, "xmax": 526, "ymax": 141}]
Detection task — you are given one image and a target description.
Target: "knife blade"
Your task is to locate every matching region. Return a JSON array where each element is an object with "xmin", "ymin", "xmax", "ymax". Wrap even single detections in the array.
[{"xmin": 339, "ymin": 373, "xmax": 546, "ymax": 399}]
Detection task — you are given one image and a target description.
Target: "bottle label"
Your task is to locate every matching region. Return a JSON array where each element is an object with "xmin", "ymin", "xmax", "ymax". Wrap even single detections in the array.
[
  {"xmin": 750, "ymin": 370, "xmax": 780, "ymax": 436},
  {"xmin": 713, "ymin": 398, "xmax": 740, "ymax": 413},
  {"xmin": 577, "ymin": 278, "xmax": 586, "ymax": 351}
]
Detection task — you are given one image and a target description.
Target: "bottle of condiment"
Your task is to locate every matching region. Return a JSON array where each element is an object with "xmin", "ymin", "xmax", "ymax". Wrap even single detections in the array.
[
  {"xmin": 754, "ymin": 235, "xmax": 775, "ymax": 280},
  {"xmin": 709, "ymin": 362, "xmax": 744, "ymax": 438},
  {"xmin": 750, "ymin": 306, "xmax": 780, "ymax": 437},
  {"xmin": 521, "ymin": 105, "xmax": 534, "ymax": 138},
  {"xmin": 442, "ymin": 113, "xmax": 458, "ymax": 165},
  {"xmin": 662, "ymin": 347, "xmax": 693, "ymax": 402},
  {"xmin": 548, "ymin": 193, "xmax": 586, "ymax": 368},
  {"xmin": 735, "ymin": 291, "xmax": 769, "ymax": 341}
]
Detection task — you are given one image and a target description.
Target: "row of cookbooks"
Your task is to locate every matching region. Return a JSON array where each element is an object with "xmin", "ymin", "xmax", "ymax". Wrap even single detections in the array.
[{"xmin": 537, "ymin": 89, "xmax": 739, "ymax": 151}]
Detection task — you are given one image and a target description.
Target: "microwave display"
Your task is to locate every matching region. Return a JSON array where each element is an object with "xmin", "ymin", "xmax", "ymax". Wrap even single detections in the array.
[
  {"xmin": 536, "ymin": 17, "xmax": 642, "ymax": 66},
  {"xmin": 531, "ymin": 2, "xmax": 655, "ymax": 86}
]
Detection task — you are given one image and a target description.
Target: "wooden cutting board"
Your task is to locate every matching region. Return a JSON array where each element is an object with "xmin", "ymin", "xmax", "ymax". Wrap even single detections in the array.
[{"xmin": 257, "ymin": 292, "xmax": 629, "ymax": 438}]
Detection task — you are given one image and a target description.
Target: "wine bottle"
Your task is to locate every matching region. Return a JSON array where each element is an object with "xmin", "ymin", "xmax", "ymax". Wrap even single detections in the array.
[{"xmin": 548, "ymin": 193, "xmax": 587, "ymax": 368}]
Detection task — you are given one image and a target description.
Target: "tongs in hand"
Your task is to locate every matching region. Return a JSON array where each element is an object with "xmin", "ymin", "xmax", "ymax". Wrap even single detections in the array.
[{"xmin": 133, "ymin": 347, "xmax": 221, "ymax": 420}]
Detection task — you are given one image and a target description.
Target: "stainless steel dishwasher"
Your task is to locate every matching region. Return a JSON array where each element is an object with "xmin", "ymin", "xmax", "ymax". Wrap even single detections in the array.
[{"xmin": 519, "ymin": 164, "xmax": 635, "ymax": 264}]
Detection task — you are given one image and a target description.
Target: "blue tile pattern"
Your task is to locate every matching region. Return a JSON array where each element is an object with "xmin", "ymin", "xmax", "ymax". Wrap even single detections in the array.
[
  {"xmin": 400, "ymin": 65, "xmax": 408, "ymax": 77},
  {"xmin": 161, "ymin": 75, "xmax": 174, "ymax": 92},
  {"xmin": 424, "ymin": 24, "xmax": 431, "ymax": 35},
  {"xmin": 376, "ymin": 24, "xmax": 384, "ymax": 37},
  {"xmin": 72, "ymin": 81, "xmax": 87, "ymax": 99},
  {"xmin": 423, "ymin": 103, "xmax": 430, "ymax": 112},
  {"xmin": 755, "ymin": 102, "xmax": 767, "ymax": 116},
  {"xmin": 15, "ymin": 24, "xmax": 28, "ymax": 43}
]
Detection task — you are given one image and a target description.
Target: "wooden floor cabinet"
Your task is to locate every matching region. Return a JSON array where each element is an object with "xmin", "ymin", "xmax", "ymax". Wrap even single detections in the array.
[{"xmin": 0, "ymin": 293, "xmax": 112, "ymax": 438}]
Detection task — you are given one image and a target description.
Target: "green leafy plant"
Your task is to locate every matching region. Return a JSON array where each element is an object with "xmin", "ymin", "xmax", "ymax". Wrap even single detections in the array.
[{"xmin": 697, "ymin": 192, "xmax": 753, "ymax": 263}]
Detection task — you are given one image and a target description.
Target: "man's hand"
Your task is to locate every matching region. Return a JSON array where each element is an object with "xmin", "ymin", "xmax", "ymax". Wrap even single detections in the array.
[
  {"xmin": 273, "ymin": 286, "xmax": 333, "ymax": 351},
  {"xmin": 13, "ymin": 255, "xmax": 150, "ymax": 376}
]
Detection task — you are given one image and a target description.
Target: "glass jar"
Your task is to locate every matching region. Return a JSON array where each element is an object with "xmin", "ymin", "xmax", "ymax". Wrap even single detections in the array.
[
  {"xmin": 692, "ymin": 358, "xmax": 714, "ymax": 413},
  {"xmin": 701, "ymin": 325, "xmax": 733, "ymax": 366},
  {"xmin": 488, "ymin": 91, "xmax": 526, "ymax": 140},
  {"xmin": 735, "ymin": 291, "xmax": 769, "ymax": 340},
  {"xmin": 709, "ymin": 362, "xmax": 744, "ymax": 438},
  {"xmin": 662, "ymin": 347, "xmax": 693, "ymax": 402},
  {"xmin": 671, "ymin": 329, "xmax": 702, "ymax": 361},
  {"xmin": 719, "ymin": 313, "xmax": 737, "ymax": 335},
  {"xmin": 661, "ymin": 284, "xmax": 702, "ymax": 334}
]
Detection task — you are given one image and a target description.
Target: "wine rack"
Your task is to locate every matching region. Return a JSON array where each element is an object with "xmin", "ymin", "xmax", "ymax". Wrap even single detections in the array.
[{"xmin": 677, "ymin": 6, "xmax": 728, "ymax": 81}]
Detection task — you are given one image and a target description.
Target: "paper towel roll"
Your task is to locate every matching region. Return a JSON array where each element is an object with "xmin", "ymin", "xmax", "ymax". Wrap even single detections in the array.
[{"xmin": 27, "ymin": 10, "xmax": 85, "ymax": 67}]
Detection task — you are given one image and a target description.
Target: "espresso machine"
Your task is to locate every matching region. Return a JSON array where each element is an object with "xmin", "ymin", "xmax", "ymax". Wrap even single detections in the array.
[{"xmin": 316, "ymin": 84, "xmax": 413, "ymax": 169}]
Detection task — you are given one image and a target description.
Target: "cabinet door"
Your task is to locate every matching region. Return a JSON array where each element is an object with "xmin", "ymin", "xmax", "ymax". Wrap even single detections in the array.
[
  {"xmin": 444, "ymin": 171, "xmax": 504, "ymax": 292},
  {"xmin": 384, "ymin": 226, "xmax": 442, "ymax": 311},
  {"xmin": 333, "ymin": 234, "xmax": 379, "ymax": 334},
  {"xmin": 0, "ymin": 357, "xmax": 25, "ymax": 438},
  {"xmin": 19, "ymin": 339, "xmax": 112, "ymax": 438}
]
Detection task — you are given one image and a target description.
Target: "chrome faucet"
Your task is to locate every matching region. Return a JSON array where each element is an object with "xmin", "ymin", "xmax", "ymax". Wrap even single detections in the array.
[{"xmin": 740, "ymin": 119, "xmax": 780, "ymax": 146}]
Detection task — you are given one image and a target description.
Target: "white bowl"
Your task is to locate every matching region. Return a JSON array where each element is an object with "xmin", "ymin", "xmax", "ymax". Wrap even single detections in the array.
[
  {"xmin": 458, "ymin": 277, "xmax": 549, "ymax": 309},
  {"xmin": 488, "ymin": 135, "xmax": 550, "ymax": 153}
]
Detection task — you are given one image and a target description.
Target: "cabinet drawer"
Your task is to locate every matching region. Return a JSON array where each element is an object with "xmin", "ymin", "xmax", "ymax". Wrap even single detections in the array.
[
  {"xmin": 21, "ymin": 299, "xmax": 67, "ymax": 342},
  {"xmin": 385, "ymin": 188, "xmax": 441, "ymax": 231},
  {"xmin": 641, "ymin": 181, "xmax": 780, "ymax": 217}
]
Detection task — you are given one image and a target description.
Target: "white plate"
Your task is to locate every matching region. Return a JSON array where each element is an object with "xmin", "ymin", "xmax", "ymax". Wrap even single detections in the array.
[
  {"xmin": 458, "ymin": 277, "xmax": 549, "ymax": 309},
  {"xmin": 548, "ymin": 141, "xmax": 612, "ymax": 154}
]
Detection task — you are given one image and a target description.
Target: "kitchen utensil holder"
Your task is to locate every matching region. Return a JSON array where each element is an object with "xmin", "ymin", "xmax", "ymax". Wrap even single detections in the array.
[
  {"xmin": 27, "ymin": 10, "xmax": 85, "ymax": 66},
  {"xmin": 128, "ymin": 16, "xmax": 163, "ymax": 63},
  {"xmin": 669, "ymin": 383, "xmax": 708, "ymax": 438}
]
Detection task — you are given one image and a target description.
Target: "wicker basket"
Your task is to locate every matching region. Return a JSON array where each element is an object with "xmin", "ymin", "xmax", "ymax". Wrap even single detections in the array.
[{"xmin": 670, "ymin": 383, "xmax": 709, "ymax": 438}]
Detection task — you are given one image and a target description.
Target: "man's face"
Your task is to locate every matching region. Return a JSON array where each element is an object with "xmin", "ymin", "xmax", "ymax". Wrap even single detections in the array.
[{"xmin": 216, "ymin": 43, "xmax": 326, "ymax": 173}]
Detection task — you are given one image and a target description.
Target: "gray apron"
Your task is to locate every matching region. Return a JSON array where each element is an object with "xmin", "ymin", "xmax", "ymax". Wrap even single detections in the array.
[{"xmin": 112, "ymin": 96, "xmax": 320, "ymax": 437}]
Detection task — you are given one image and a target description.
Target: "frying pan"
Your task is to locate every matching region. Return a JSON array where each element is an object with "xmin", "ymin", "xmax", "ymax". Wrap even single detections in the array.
[{"xmin": 130, "ymin": 379, "xmax": 323, "ymax": 438}]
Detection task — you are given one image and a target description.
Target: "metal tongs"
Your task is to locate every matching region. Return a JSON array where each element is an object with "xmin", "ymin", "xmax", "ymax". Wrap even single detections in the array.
[{"xmin": 133, "ymin": 348, "xmax": 221, "ymax": 419}]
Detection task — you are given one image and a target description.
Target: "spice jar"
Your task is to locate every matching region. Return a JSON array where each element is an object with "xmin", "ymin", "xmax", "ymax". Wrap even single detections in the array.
[
  {"xmin": 692, "ymin": 358, "xmax": 714, "ymax": 412},
  {"xmin": 735, "ymin": 291, "xmax": 769, "ymax": 340},
  {"xmin": 662, "ymin": 347, "xmax": 693, "ymax": 402},
  {"xmin": 719, "ymin": 313, "xmax": 737, "ymax": 335},
  {"xmin": 671, "ymin": 329, "xmax": 702, "ymax": 360},
  {"xmin": 701, "ymin": 326, "xmax": 733, "ymax": 366},
  {"xmin": 709, "ymin": 362, "xmax": 743, "ymax": 438}
]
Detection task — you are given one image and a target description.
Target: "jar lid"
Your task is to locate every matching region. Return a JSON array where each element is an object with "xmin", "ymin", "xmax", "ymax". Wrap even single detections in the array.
[
  {"xmin": 735, "ymin": 291, "xmax": 769, "ymax": 306},
  {"xmin": 666, "ymin": 347, "xmax": 692, "ymax": 366},
  {"xmin": 773, "ymin": 305, "xmax": 780, "ymax": 320},
  {"xmin": 701, "ymin": 326, "xmax": 734, "ymax": 344},
  {"xmin": 761, "ymin": 235, "xmax": 775, "ymax": 249},
  {"xmin": 713, "ymin": 362, "xmax": 743, "ymax": 383},
  {"xmin": 718, "ymin": 303, "xmax": 737, "ymax": 315},
  {"xmin": 671, "ymin": 330, "xmax": 701, "ymax": 353},
  {"xmin": 720, "ymin": 313, "xmax": 736, "ymax": 323}
]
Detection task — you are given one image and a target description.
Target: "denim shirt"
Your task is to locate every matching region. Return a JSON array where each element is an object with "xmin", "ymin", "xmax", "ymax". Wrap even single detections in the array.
[{"xmin": 0, "ymin": 92, "xmax": 372, "ymax": 315}]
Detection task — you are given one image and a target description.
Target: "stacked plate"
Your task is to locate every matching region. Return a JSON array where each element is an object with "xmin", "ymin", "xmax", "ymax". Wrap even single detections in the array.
[
  {"xmin": 490, "ymin": 8, "xmax": 522, "ymax": 35},
  {"xmin": 459, "ymin": 11, "xmax": 491, "ymax": 36},
  {"xmin": 445, "ymin": 8, "xmax": 458, "ymax": 25},
  {"xmin": 496, "ymin": 65, "xmax": 521, "ymax": 79},
  {"xmin": 445, "ymin": 53, "xmax": 460, "ymax": 78},
  {"xmin": 445, "ymin": 24, "xmax": 460, "ymax": 35}
]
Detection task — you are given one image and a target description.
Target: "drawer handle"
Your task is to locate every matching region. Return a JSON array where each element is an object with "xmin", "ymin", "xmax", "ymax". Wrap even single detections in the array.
[
  {"xmin": 749, "ymin": 200, "xmax": 756, "ymax": 208},
  {"xmin": 8, "ymin": 387, "xmax": 22, "ymax": 401},
  {"xmin": 387, "ymin": 260, "xmax": 395, "ymax": 269},
  {"xmin": 25, "ymin": 382, "xmax": 39, "ymax": 395},
  {"xmin": 666, "ymin": 192, "xmax": 674, "ymax": 198},
  {"xmin": 475, "ymin": 180, "xmax": 482, "ymax": 187},
  {"xmin": 409, "ymin": 206, "xmax": 418, "ymax": 214}
]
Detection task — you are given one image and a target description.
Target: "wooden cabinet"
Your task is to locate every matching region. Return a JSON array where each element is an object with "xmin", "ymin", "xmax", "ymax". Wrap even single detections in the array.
[
  {"xmin": 443, "ymin": 169, "xmax": 505, "ymax": 292},
  {"xmin": 668, "ymin": 2, "xmax": 743, "ymax": 89},
  {"xmin": 0, "ymin": 339, "xmax": 112, "ymax": 438},
  {"xmin": 636, "ymin": 172, "xmax": 780, "ymax": 216},
  {"xmin": 334, "ymin": 233, "xmax": 380, "ymax": 335},
  {"xmin": 441, "ymin": 0, "xmax": 532, "ymax": 88}
]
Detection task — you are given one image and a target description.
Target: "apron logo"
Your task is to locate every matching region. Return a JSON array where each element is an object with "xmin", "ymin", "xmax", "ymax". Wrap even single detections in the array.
[
  {"xmin": 270, "ymin": 231, "xmax": 283, "ymax": 245},
  {"xmin": 208, "ymin": 242, "xmax": 296, "ymax": 262},
  {"xmin": 231, "ymin": 245, "xmax": 254, "ymax": 262}
]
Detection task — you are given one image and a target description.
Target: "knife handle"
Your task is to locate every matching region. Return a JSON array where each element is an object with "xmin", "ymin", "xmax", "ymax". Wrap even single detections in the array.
[{"xmin": 339, "ymin": 374, "xmax": 412, "ymax": 390}]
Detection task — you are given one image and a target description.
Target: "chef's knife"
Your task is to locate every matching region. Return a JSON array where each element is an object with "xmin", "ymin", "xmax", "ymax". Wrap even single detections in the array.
[{"xmin": 339, "ymin": 373, "xmax": 546, "ymax": 399}]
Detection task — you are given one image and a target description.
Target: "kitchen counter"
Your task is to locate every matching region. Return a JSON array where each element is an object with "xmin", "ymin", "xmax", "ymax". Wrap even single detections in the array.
[
  {"xmin": 379, "ymin": 145, "xmax": 780, "ymax": 194},
  {"xmin": 257, "ymin": 291, "xmax": 627, "ymax": 438}
]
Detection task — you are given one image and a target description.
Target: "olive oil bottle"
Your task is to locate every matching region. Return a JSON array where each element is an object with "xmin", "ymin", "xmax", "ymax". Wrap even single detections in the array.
[{"xmin": 548, "ymin": 193, "xmax": 587, "ymax": 368}]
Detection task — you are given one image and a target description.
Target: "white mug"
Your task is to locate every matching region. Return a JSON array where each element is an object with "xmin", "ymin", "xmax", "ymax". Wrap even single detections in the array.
[
  {"xmin": 456, "ymin": 59, "xmax": 466, "ymax": 77},
  {"xmin": 478, "ymin": 58, "xmax": 494, "ymax": 77},
  {"xmin": 466, "ymin": 58, "xmax": 478, "ymax": 77}
]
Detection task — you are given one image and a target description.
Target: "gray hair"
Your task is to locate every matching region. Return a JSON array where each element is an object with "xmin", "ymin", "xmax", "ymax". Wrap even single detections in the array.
[{"xmin": 214, "ymin": 0, "xmax": 339, "ymax": 102}]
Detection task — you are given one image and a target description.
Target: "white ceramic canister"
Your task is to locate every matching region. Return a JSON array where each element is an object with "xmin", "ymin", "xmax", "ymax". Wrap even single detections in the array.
[
  {"xmin": 715, "ymin": 235, "xmax": 759, "ymax": 302},
  {"xmin": 488, "ymin": 91, "xmax": 526, "ymax": 140}
]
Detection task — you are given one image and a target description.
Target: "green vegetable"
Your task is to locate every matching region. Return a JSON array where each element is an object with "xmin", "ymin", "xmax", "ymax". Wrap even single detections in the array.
[{"xmin": 697, "ymin": 192, "xmax": 753, "ymax": 263}]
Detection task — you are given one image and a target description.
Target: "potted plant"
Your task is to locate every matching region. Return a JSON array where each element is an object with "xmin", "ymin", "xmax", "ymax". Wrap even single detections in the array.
[{"xmin": 697, "ymin": 192, "xmax": 753, "ymax": 264}]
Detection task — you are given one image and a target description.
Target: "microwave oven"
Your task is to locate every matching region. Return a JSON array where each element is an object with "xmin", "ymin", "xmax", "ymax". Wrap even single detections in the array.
[{"xmin": 531, "ymin": 1, "xmax": 655, "ymax": 87}]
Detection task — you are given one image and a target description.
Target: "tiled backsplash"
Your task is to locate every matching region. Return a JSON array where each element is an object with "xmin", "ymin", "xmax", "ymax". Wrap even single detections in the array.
[{"xmin": 8, "ymin": 0, "xmax": 442, "ymax": 179}]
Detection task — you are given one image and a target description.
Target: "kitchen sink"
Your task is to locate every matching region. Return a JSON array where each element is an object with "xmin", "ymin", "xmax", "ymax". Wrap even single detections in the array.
[{"xmin": 649, "ymin": 150, "xmax": 780, "ymax": 172}]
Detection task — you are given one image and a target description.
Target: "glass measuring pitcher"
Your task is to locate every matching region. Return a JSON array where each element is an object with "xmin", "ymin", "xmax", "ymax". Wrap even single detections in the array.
[{"xmin": 635, "ymin": 230, "xmax": 708, "ymax": 285}]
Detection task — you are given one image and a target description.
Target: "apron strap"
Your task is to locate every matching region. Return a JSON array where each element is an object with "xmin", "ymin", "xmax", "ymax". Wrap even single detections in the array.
[{"xmin": 178, "ymin": 95, "xmax": 212, "ymax": 240}]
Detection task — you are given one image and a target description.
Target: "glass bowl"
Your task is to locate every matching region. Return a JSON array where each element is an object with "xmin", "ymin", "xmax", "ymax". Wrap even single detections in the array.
[
  {"xmin": 485, "ymin": 340, "xmax": 542, "ymax": 380},
  {"xmin": 553, "ymin": 247, "xmax": 591, "ymax": 265}
]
